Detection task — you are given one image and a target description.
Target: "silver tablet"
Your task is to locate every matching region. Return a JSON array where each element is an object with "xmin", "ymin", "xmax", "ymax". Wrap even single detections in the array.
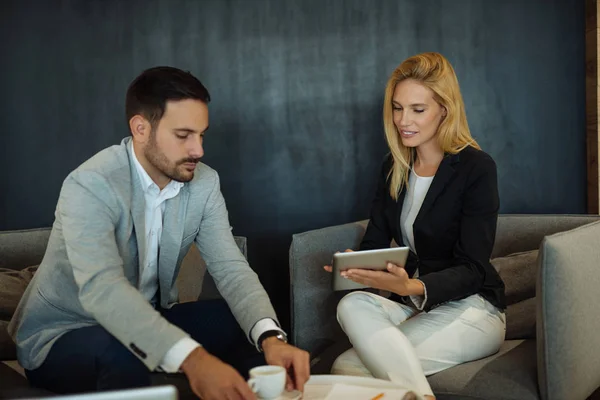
[{"xmin": 332, "ymin": 247, "xmax": 410, "ymax": 291}]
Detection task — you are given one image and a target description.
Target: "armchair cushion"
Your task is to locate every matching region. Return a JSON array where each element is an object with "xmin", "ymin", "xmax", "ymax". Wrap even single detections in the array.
[
  {"xmin": 491, "ymin": 250, "xmax": 538, "ymax": 340},
  {"xmin": 0, "ymin": 266, "xmax": 38, "ymax": 360}
]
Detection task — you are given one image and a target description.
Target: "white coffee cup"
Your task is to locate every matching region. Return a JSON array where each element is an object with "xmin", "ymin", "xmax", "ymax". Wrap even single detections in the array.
[{"xmin": 247, "ymin": 365, "xmax": 286, "ymax": 399}]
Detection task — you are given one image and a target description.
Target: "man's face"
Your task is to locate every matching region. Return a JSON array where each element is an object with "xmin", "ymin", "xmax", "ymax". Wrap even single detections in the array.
[{"xmin": 143, "ymin": 99, "xmax": 209, "ymax": 185}]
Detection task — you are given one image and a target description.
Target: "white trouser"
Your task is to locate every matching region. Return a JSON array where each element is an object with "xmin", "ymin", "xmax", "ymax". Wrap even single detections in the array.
[{"xmin": 332, "ymin": 291, "xmax": 506, "ymax": 397}]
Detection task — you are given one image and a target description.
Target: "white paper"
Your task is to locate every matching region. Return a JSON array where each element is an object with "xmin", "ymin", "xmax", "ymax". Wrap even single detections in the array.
[
  {"xmin": 301, "ymin": 384, "xmax": 334, "ymax": 400},
  {"xmin": 324, "ymin": 383, "xmax": 413, "ymax": 400},
  {"xmin": 300, "ymin": 383, "xmax": 414, "ymax": 400}
]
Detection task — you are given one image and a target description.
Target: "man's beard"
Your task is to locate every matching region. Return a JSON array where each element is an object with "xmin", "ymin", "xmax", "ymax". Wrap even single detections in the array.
[{"xmin": 144, "ymin": 133, "xmax": 200, "ymax": 183}]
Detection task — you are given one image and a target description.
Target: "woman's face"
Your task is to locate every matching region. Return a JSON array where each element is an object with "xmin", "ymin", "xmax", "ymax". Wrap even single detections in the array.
[{"xmin": 392, "ymin": 79, "xmax": 446, "ymax": 149}]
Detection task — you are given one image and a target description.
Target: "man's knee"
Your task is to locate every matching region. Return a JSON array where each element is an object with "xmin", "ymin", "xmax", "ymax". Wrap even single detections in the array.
[
  {"xmin": 95, "ymin": 331, "xmax": 150, "ymax": 389},
  {"xmin": 25, "ymin": 326, "xmax": 149, "ymax": 393},
  {"xmin": 97, "ymin": 350, "xmax": 150, "ymax": 389}
]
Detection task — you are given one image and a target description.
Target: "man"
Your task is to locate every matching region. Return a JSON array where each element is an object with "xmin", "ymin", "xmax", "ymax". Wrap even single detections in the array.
[{"xmin": 9, "ymin": 66, "xmax": 309, "ymax": 400}]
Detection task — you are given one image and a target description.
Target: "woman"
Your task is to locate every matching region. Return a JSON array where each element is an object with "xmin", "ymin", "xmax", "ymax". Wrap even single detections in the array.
[{"xmin": 324, "ymin": 52, "xmax": 506, "ymax": 400}]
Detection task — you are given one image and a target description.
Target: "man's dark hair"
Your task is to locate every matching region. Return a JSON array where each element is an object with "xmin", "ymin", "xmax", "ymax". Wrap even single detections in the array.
[{"xmin": 125, "ymin": 66, "xmax": 211, "ymax": 129}]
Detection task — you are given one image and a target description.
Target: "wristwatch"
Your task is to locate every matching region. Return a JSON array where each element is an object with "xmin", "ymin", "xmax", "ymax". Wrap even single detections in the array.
[{"xmin": 257, "ymin": 330, "xmax": 288, "ymax": 352}]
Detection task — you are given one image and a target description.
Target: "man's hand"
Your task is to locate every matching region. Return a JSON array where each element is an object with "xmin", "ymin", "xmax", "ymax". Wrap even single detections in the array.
[
  {"xmin": 262, "ymin": 338, "xmax": 310, "ymax": 392},
  {"xmin": 181, "ymin": 347, "xmax": 256, "ymax": 400}
]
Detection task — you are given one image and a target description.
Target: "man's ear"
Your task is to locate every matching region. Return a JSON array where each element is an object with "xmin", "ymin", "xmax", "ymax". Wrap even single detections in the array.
[{"xmin": 129, "ymin": 115, "xmax": 152, "ymax": 143}]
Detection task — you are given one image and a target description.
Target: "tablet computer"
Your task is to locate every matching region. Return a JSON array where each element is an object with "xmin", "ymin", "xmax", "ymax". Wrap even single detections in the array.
[{"xmin": 332, "ymin": 247, "xmax": 410, "ymax": 291}]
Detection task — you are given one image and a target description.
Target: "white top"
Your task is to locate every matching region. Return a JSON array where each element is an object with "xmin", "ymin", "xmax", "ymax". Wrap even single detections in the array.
[
  {"xmin": 130, "ymin": 142, "xmax": 280, "ymax": 372},
  {"xmin": 400, "ymin": 168, "xmax": 434, "ymax": 310},
  {"xmin": 400, "ymin": 169, "xmax": 434, "ymax": 253}
]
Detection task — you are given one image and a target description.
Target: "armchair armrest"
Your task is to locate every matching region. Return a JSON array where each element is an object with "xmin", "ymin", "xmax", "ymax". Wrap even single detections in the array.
[
  {"xmin": 289, "ymin": 220, "xmax": 368, "ymax": 357},
  {"xmin": 536, "ymin": 220, "xmax": 600, "ymax": 400}
]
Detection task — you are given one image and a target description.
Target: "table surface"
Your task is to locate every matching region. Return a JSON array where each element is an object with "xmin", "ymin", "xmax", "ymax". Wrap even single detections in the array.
[{"xmin": 299, "ymin": 375, "xmax": 417, "ymax": 400}]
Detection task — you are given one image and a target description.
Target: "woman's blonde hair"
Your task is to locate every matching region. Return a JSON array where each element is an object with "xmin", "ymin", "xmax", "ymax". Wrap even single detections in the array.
[{"xmin": 383, "ymin": 52, "xmax": 480, "ymax": 200}]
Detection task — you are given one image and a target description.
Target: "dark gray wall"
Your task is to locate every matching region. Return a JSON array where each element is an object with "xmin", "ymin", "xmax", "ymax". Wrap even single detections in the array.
[{"xmin": 0, "ymin": 0, "xmax": 586, "ymax": 328}]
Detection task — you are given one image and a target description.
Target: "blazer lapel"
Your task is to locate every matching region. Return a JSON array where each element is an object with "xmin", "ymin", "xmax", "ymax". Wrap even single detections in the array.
[
  {"xmin": 158, "ymin": 185, "xmax": 189, "ymax": 306},
  {"xmin": 396, "ymin": 184, "xmax": 407, "ymax": 241},
  {"xmin": 415, "ymin": 153, "xmax": 459, "ymax": 222}
]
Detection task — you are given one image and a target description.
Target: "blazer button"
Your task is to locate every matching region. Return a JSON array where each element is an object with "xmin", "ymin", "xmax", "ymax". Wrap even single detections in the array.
[{"xmin": 130, "ymin": 343, "xmax": 147, "ymax": 359}]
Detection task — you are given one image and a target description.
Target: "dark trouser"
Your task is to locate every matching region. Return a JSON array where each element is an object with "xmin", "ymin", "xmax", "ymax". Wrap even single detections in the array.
[{"xmin": 26, "ymin": 299, "xmax": 265, "ymax": 394}]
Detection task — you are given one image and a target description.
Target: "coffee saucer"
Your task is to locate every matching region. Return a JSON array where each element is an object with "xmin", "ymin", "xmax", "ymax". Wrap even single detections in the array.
[{"xmin": 258, "ymin": 390, "xmax": 302, "ymax": 400}]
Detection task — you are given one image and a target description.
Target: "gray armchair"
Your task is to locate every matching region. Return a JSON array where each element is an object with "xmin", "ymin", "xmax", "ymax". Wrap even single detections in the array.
[{"xmin": 289, "ymin": 214, "xmax": 600, "ymax": 400}]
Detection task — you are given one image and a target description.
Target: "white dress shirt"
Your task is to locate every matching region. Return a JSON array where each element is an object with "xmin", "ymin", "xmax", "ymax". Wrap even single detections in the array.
[
  {"xmin": 400, "ymin": 168, "xmax": 432, "ymax": 310},
  {"xmin": 130, "ymin": 142, "xmax": 283, "ymax": 372}
]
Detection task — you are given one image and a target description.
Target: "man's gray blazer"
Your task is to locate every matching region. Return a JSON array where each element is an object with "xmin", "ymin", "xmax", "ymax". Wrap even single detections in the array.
[{"xmin": 8, "ymin": 137, "xmax": 279, "ymax": 371}]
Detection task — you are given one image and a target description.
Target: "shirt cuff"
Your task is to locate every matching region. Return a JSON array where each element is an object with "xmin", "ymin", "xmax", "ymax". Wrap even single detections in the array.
[
  {"xmin": 159, "ymin": 337, "xmax": 201, "ymax": 373},
  {"xmin": 250, "ymin": 318, "xmax": 285, "ymax": 351},
  {"xmin": 409, "ymin": 279, "xmax": 428, "ymax": 311}
]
